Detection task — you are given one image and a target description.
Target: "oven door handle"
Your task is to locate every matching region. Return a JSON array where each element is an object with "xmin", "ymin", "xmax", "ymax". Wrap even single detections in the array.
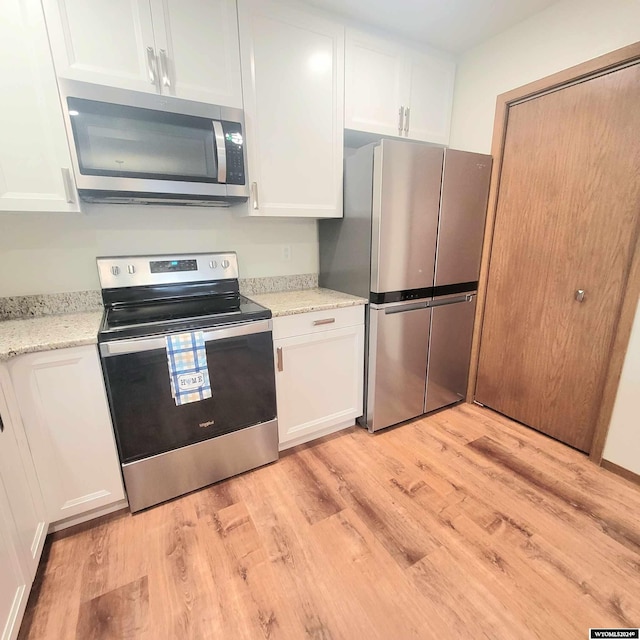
[{"xmin": 100, "ymin": 319, "xmax": 272, "ymax": 357}]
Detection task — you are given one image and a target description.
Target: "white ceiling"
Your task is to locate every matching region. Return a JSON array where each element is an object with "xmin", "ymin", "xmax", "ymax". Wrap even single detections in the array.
[{"xmin": 304, "ymin": 0, "xmax": 559, "ymax": 53}]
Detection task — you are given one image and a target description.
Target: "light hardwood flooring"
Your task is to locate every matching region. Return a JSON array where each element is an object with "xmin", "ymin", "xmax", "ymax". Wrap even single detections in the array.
[{"xmin": 19, "ymin": 404, "xmax": 640, "ymax": 639}]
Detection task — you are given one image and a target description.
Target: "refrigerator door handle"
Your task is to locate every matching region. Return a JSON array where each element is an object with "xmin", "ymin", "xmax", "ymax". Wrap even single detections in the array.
[
  {"xmin": 384, "ymin": 301, "xmax": 429, "ymax": 314},
  {"xmin": 429, "ymin": 293, "xmax": 475, "ymax": 308}
]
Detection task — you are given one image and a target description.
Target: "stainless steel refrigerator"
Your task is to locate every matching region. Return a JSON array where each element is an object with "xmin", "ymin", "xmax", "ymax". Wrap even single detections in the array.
[{"xmin": 319, "ymin": 139, "xmax": 491, "ymax": 432}]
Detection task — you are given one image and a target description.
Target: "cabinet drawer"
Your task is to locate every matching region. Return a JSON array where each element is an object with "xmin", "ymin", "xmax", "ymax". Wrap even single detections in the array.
[{"xmin": 272, "ymin": 305, "xmax": 364, "ymax": 340}]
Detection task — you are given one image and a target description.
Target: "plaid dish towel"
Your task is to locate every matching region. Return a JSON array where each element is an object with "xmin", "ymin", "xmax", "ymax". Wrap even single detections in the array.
[{"xmin": 165, "ymin": 331, "xmax": 212, "ymax": 405}]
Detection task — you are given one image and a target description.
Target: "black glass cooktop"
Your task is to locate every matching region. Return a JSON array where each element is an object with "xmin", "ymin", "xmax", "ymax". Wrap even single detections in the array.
[{"xmin": 98, "ymin": 294, "xmax": 271, "ymax": 342}]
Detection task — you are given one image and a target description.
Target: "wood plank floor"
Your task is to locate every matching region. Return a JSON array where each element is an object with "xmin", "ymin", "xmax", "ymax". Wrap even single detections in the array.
[{"xmin": 19, "ymin": 404, "xmax": 640, "ymax": 639}]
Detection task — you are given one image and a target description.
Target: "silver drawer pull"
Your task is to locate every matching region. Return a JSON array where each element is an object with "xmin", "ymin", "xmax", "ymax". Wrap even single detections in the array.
[
  {"xmin": 276, "ymin": 347, "xmax": 283, "ymax": 372},
  {"xmin": 313, "ymin": 318, "xmax": 335, "ymax": 326}
]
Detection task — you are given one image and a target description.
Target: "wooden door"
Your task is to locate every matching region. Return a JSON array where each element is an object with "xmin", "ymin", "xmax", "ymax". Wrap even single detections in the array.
[{"xmin": 476, "ymin": 63, "xmax": 640, "ymax": 452}]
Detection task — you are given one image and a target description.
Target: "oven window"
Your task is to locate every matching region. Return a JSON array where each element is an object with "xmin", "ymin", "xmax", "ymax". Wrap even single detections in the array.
[
  {"xmin": 102, "ymin": 331, "xmax": 276, "ymax": 463},
  {"xmin": 67, "ymin": 97, "xmax": 218, "ymax": 182}
]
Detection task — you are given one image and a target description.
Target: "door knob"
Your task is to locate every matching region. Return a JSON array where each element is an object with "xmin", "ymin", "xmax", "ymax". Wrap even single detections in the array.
[{"xmin": 575, "ymin": 289, "xmax": 586, "ymax": 302}]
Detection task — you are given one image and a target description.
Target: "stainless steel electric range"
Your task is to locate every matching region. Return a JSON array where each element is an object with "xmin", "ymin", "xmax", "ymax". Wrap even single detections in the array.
[{"xmin": 97, "ymin": 252, "xmax": 278, "ymax": 512}]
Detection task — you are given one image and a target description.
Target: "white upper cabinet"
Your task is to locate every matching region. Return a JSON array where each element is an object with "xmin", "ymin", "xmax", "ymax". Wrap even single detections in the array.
[
  {"xmin": 0, "ymin": 0, "xmax": 79, "ymax": 213},
  {"xmin": 406, "ymin": 50, "xmax": 455, "ymax": 145},
  {"xmin": 43, "ymin": 0, "xmax": 243, "ymax": 106},
  {"xmin": 345, "ymin": 29, "xmax": 455, "ymax": 145},
  {"xmin": 42, "ymin": 0, "xmax": 156, "ymax": 93},
  {"xmin": 237, "ymin": 0, "xmax": 344, "ymax": 218},
  {"xmin": 149, "ymin": 0, "xmax": 243, "ymax": 106},
  {"xmin": 344, "ymin": 31, "xmax": 408, "ymax": 138}
]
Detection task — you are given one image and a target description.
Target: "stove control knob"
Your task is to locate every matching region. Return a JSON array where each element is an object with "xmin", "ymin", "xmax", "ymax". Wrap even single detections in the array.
[
  {"xmin": 221, "ymin": 259, "xmax": 230, "ymax": 269},
  {"xmin": 209, "ymin": 260, "xmax": 217, "ymax": 269},
  {"xmin": 127, "ymin": 264, "xmax": 136, "ymax": 274},
  {"xmin": 111, "ymin": 266, "xmax": 120, "ymax": 276}
]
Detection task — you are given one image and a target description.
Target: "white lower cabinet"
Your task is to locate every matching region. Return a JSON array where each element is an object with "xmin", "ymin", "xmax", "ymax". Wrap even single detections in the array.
[
  {"xmin": 0, "ymin": 365, "xmax": 47, "ymax": 640},
  {"xmin": 273, "ymin": 306, "xmax": 364, "ymax": 449},
  {"xmin": 0, "ymin": 491, "xmax": 26, "ymax": 640},
  {"xmin": 9, "ymin": 346, "xmax": 125, "ymax": 525}
]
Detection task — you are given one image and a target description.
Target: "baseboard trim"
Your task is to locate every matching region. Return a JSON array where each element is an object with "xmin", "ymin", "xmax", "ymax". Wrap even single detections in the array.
[
  {"xmin": 48, "ymin": 499, "xmax": 129, "ymax": 537},
  {"xmin": 601, "ymin": 459, "xmax": 640, "ymax": 486}
]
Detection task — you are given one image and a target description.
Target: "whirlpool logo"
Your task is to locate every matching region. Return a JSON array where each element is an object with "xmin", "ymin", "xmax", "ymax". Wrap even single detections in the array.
[{"xmin": 199, "ymin": 420, "xmax": 215, "ymax": 428}]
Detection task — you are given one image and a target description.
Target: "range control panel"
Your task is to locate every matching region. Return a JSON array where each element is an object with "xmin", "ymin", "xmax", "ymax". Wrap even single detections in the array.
[{"xmin": 97, "ymin": 252, "xmax": 238, "ymax": 289}]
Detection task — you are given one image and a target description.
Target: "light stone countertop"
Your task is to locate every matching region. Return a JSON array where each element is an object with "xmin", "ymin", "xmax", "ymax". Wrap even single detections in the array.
[
  {"xmin": 0, "ymin": 311, "xmax": 103, "ymax": 361},
  {"xmin": 0, "ymin": 287, "xmax": 367, "ymax": 361},
  {"xmin": 250, "ymin": 288, "xmax": 367, "ymax": 317}
]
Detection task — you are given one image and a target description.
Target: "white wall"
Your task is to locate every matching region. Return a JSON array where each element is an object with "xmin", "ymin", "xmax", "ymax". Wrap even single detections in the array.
[
  {"xmin": 449, "ymin": 0, "xmax": 640, "ymax": 474},
  {"xmin": 0, "ymin": 206, "xmax": 318, "ymax": 295},
  {"xmin": 604, "ymin": 300, "xmax": 640, "ymax": 474},
  {"xmin": 449, "ymin": 0, "xmax": 640, "ymax": 154}
]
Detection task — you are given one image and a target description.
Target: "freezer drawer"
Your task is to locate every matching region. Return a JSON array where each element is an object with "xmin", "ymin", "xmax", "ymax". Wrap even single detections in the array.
[
  {"xmin": 425, "ymin": 293, "xmax": 477, "ymax": 413},
  {"xmin": 365, "ymin": 302, "xmax": 431, "ymax": 432}
]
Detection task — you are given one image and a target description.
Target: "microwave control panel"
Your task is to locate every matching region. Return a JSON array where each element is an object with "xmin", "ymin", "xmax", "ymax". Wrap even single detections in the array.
[{"xmin": 222, "ymin": 122, "xmax": 246, "ymax": 185}]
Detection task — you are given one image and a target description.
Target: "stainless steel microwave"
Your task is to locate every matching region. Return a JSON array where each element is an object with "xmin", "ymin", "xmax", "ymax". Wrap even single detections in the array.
[{"xmin": 58, "ymin": 80, "xmax": 248, "ymax": 206}]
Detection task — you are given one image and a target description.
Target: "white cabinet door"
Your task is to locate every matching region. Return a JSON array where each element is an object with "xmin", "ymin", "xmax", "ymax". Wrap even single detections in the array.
[
  {"xmin": 42, "ymin": 0, "xmax": 157, "ymax": 93},
  {"xmin": 0, "ymin": 366, "xmax": 47, "ymax": 583},
  {"xmin": 275, "ymin": 324, "xmax": 364, "ymax": 449},
  {"xmin": 0, "ymin": 484, "xmax": 27, "ymax": 640},
  {"xmin": 0, "ymin": 0, "xmax": 78, "ymax": 213},
  {"xmin": 344, "ymin": 28, "xmax": 455, "ymax": 146},
  {"xmin": 238, "ymin": 0, "xmax": 344, "ymax": 218},
  {"xmin": 405, "ymin": 51, "xmax": 455, "ymax": 145},
  {"xmin": 43, "ymin": 0, "xmax": 243, "ymax": 106},
  {"xmin": 150, "ymin": 0, "xmax": 242, "ymax": 107},
  {"xmin": 345, "ymin": 30, "xmax": 408, "ymax": 137},
  {"xmin": 9, "ymin": 346, "xmax": 125, "ymax": 524}
]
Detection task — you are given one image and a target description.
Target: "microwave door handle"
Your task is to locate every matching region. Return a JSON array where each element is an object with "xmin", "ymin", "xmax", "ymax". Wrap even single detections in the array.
[{"xmin": 212, "ymin": 121, "xmax": 226, "ymax": 183}]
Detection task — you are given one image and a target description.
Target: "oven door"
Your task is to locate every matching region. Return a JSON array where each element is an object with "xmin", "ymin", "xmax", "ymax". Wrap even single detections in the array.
[{"xmin": 100, "ymin": 320, "xmax": 276, "ymax": 464}]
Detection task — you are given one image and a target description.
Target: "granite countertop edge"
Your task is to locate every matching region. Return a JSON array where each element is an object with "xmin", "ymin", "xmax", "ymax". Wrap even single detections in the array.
[
  {"xmin": 249, "ymin": 288, "xmax": 368, "ymax": 318},
  {"xmin": 0, "ymin": 311, "xmax": 103, "ymax": 362},
  {"xmin": 0, "ymin": 288, "xmax": 368, "ymax": 361}
]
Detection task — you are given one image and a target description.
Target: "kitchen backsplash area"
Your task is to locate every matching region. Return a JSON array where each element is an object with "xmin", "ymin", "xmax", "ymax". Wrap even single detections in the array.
[{"xmin": 0, "ymin": 205, "xmax": 319, "ymax": 299}]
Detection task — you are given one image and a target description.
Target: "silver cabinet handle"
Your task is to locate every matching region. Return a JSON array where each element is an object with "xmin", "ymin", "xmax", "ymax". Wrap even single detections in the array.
[
  {"xmin": 159, "ymin": 49, "xmax": 171, "ymax": 88},
  {"xmin": 313, "ymin": 318, "xmax": 335, "ymax": 326},
  {"xmin": 146, "ymin": 46, "xmax": 158, "ymax": 85},
  {"xmin": 61, "ymin": 168, "xmax": 75, "ymax": 204},
  {"xmin": 213, "ymin": 121, "xmax": 226, "ymax": 183},
  {"xmin": 251, "ymin": 182, "xmax": 259, "ymax": 210},
  {"xmin": 403, "ymin": 107, "xmax": 410, "ymax": 135},
  {"xmin": 575, "ymin": 289, "xmax": 586, "ymax": 303},
  {"xmin": 398, "ymin": 105, "xmax": 404, "ymax": 135},
  {"xmin": 276, "ymin": 347, "xmax": 283, "ymax": 372}
]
